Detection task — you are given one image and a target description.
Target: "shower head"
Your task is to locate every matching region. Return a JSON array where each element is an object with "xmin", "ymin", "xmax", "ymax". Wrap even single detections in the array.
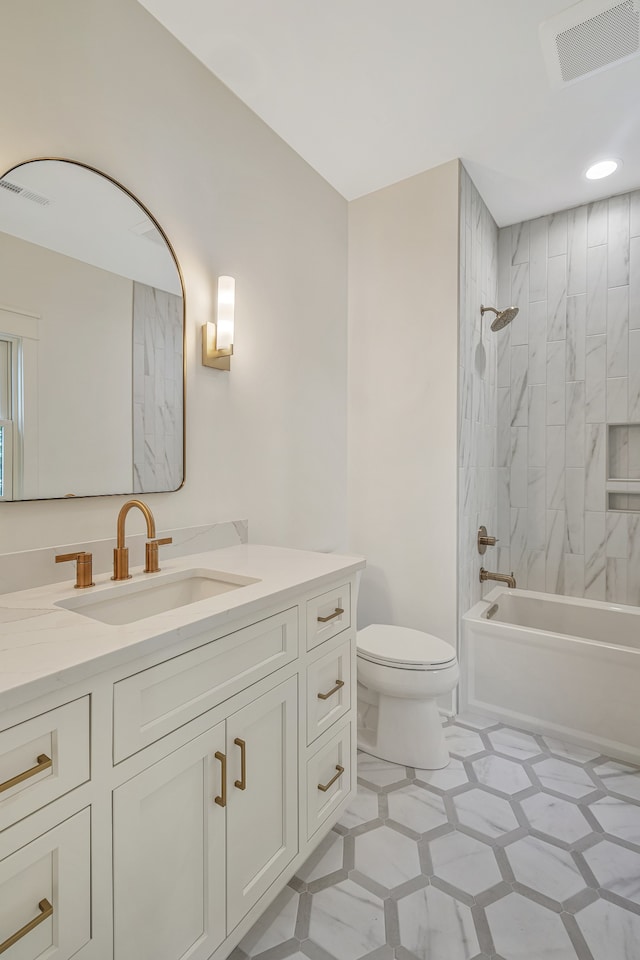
[{"xmin": 481, "ymin": 304, "xmax": 519, "ymax": 332}]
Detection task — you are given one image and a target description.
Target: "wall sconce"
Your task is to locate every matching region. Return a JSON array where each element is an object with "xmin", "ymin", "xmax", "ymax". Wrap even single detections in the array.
[{"xmin": 202, "ymin": 276, "xmax": 235, "ymax": 371}]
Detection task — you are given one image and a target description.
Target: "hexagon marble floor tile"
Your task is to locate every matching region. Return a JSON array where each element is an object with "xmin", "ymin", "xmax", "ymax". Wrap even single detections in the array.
[{"xmin": 230, "ymin": 716, "xmax": 640, "ymax": 960}]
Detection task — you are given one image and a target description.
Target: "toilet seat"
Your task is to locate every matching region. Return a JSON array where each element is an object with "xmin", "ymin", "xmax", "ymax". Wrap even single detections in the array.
[{"xmin": 357, "ymin": 624, "xmax": 456, "ymax": 671}]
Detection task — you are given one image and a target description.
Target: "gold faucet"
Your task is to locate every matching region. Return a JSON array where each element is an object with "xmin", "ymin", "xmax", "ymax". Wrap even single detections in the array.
[
  {"xmin": 112, "ymin": 499, "xmax": 172, "ymax": 580},
  {"xmin": 480, "ymin": 567, "xmax": 516, "ymax": 589}
]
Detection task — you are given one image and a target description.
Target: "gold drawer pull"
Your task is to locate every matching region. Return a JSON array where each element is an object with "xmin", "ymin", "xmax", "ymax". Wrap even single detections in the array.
[
  {"xmin": 214, "ymin": 751, "xmax": 227, "ymax": 807},
  {"xmin": 0, "ymin": 754, "xmax": 52, "ymax": 794},
  {"xmin": 318, "ymin": 764, "xmax": 344, "ymax": 793},
  {"xmin": 0, "ymin": 898, "xmax": 53, "ymax": 954},
  {"xmin": 234, "ymin": 738, "xmax": 247, "ymax": 790},
  {"xmin": 317, "ymin": 679, "xmax": 345, "ymax": 701},
  {"xmin": 317, "ymin": 607, "xmax": 344, "ymax": 623}
]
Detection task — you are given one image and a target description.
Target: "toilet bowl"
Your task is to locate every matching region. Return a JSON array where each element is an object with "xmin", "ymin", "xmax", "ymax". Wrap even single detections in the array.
[{"xmin": 357, "ymin": 624, "xmax": 459, "ymax": 770}]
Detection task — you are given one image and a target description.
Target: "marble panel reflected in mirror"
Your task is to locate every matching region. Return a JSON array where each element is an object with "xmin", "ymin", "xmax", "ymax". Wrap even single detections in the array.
[{"xmin": 0, "ymin": 159, "xmax": 184, "ymax": 501}]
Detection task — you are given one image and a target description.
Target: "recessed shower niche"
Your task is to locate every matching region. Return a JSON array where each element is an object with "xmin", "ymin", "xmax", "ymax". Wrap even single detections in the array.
[{"xmin": 607, "ymin": 423, "xmax": 640, "ymax": 512}]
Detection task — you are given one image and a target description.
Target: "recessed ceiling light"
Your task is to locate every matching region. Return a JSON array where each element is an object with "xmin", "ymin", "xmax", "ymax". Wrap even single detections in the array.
[{"xmin": 585, "ymin": 159, "xmax": 620, "ymax": 180}]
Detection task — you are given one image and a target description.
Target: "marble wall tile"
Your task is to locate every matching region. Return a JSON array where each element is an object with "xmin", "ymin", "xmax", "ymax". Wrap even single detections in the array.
[
  {"xmin": 528, "ymin": 550, "xmax": 546, "ymax": 591},
  {"xmin": 606, "ymin": 557, "xmax": 628, "ymax": 603},
  {"xmin": 585, "ymin": 335, "xmax": 606, "ymax": 422},
  {"xmin": 496, "ymin": 189, "xmax": 640, "ymax": 604},
  {"xmin": 607, "ymin": 377, "xmax": 629, "ymax": 423},
  {"xmin": 567, "ymin": 206, "xmax": 587, "ymax": 296},
  {"xmin": 546, "ymin": 510, "xmax": 566, "ymax": 593},
  {"xmin": 608, "ymin": 194, "xmax": 630, "ymax": 287},
  {"xmin": 527, "ymin": 467, "xmax": 546, "ymax": 551},
  {"xmin": 547, "ymin": 255, "xmax": 567, "ymax": 341},
  {"xmin": 629, "ymin": 515, "xmax": 640, "ymax": 603},
  {"xmin": 528, "ymin": 300, "xmax": 547, "ymax": 384},
  {"xmin": 631, "ymin": 191, "xmax": 640, "ymax": 238},
  {"xmin": 510, "ymin": 263, "xmax": 529, "ymax": 345},
  {"xmin": 510, "ymin": 507, "xmax": 528, "ymax": 585},
  {"xmin": 510, "ymin": 427, "xmax": 528, "ymax": 507},
  {"xmin": 630, "ymin": 237, "xmax": 640, "ymax": 330},
  {"xmin": 566, "ymin": 295, "xmax": 586, "ymax": 381},
  {"xmin": 548, "ymin": 211, "xmax": 568, "ymax": 257},
  {"xmin": 564, "ymin": 553, "xmax": 585, "ymax": 597},
  {"xmin": 585, "ymin": 511, "xmax": 606, "ymax": 600},
  {"xmin": 629, "ymin": 329, "xmax": 640, "ymax": 420},
  {"xmin": 588, "ymin": 200, "xmax": 608, "ymax": 247},
  {"xmin": 546, "ymin": 425, "xmax": 565, "ymax": 510},
  {"xmin": 498, "ymin": 226, "xmax": 512, "ymax": 311},
  {"xmin": 497, "ymin": 321, "xmax": 511, "ymax": 388},
  {"xmin": 528, "ymin": 384, "xmax": 546, "ymax": 467},
  {"xmin": 586, "ymin": 244, "xmax": 608, "ymax": 336},
  {"xmin": 546, "ymin": 340, "xmax": 566, "ymax": 425},
  {"xmin": 585, "ymin": 422, "xmax": 606, "ymax": 512},
  {"xmin": 497, "ymin": 387, "xmax": 511, "ymax": 466},
  {"xmin": 565, "ymin": 467, "xmax": 585, "ymax": 554},
  {"xmin": 458, "ymin": 166, "xmax": 499, "ymax": 619},
  {"xmin": 529, "ymin": 217, "xmax": 548, "ymax": 302},
  {"xmin": 510, "ymin": 345, "xmax": 528, "ymax": 425},
  {"xmin": 512, "ymin": 222, "xmax": 530, "ymax": 265},
  {"xmin": 497, "ymin": 467, "xmax": 511, "ymax": 545},
  {"xmin": 606, "ymin": 512, "xmax": 630, "ymax": 559},
  {"xmin": 566, "ymin": 380, "xmax": 585, "ymax": 467},
  {"xmin": 606, "ymin": 285, "xmax": 629, "ymax": 380}
]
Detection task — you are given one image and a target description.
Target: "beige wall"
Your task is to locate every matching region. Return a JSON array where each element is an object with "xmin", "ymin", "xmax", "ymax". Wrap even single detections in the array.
[
  {"xmin": 348, "ymin": 160, "xmax": 460, "ymax": 646},
  {"xmin": 0, "ymin": 0, "xmax": 347, "ymax": 552}
]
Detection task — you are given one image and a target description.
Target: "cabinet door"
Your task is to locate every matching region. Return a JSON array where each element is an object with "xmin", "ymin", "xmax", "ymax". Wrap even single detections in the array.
[
  {"xmin": 113, "ymin": 723, "xmax": 226, "ymax": 960},
  {"xmin": 0, "ymin": 808, "xmax": 90, "ymax": 960},
  {"xmin": 225, "ymin": 676, "xmax": 298, "ymax": 932}
]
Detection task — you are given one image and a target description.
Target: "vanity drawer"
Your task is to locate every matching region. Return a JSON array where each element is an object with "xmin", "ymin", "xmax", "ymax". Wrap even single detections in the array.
[
  {"xmin": 307, "ymin": 638, "xmax": 352, "ymax": 745},
  {"xmin": 0, "ymin": 698, "xmax": 90, "ymax": 833},
  {"xmin": 306, "ymin": 723, "xmax": 352, "ymax": 839},
  {"xmin": 0, "ymin": 807, "xmax": 91, "ymax": 960},
  {"xmin": 113, "ymin": 607, "xmax": 298, "ymax": 762},
  {"xmin": 306, "ymin": 583, "xmax": 351, "ymax": 651}
]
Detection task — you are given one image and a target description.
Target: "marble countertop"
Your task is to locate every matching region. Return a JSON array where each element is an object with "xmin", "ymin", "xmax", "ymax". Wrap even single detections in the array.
[{"xmin": 0, "ymin": 544, "xmax": 365, "ymax": 713}]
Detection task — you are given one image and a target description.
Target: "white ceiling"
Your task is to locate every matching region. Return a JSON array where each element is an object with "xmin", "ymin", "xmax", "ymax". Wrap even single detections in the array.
[{"xmin": 137, "ymin": 0, "xmax": 640, "ymax": 226}]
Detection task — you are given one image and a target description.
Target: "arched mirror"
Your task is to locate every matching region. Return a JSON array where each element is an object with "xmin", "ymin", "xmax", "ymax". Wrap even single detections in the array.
[{"xmin": 0, "ymin": 158, "xmax": 184, "ymax": 501}]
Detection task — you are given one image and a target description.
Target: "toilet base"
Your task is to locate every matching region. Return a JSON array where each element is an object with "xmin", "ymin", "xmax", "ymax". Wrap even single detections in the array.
[{"xmin": 357, "ymin": 689, "xmax": 450, "ymax": 770}]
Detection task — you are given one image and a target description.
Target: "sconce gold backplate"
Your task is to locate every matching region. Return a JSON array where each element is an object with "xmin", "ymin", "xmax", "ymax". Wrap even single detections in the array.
[{"xmin": 202, "ymin": 322, "xmax": 233, "ymax": 371}]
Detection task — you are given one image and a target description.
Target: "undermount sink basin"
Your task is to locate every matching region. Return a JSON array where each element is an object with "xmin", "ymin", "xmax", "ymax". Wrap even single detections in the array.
[{"xmin": 55, "ymin": 568, "xmax": 261, "ymax": 626}]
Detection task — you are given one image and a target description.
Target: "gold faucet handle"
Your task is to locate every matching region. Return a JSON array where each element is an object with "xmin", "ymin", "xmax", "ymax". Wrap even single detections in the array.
[
  {"xmin": 144, "ymin": 537, "xmax": 173, "ymax": 574},
  {"xmin": 55, "ymin": 551, "xmax": 95, "ymax": 589}
]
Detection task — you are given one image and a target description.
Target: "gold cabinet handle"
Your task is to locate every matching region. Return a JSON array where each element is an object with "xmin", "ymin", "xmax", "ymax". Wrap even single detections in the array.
[
  {"xmin": 318, "ymin": 764, "xmax": 344, "ymax": 793},
  {"xmin": 214, "ymin": 751, "xmax": 227, "ymax": 807},
  {"xmin": 0, "ymin": 898, "xmax": 53, "ymax": 954},
  {"xmin": 0, "ymin": 754, "xmax": 52, "ymax": 794},
  {"xmin": 317, "ymin": 679, "xmax": 345, "ymax": 701},
  {"xmin": 234, "ymin": 738, "xmax": 246, "ymax": 790},
  {"xmin": 317, "ymin": 607, "xmax": 344, "ymax": 623}
]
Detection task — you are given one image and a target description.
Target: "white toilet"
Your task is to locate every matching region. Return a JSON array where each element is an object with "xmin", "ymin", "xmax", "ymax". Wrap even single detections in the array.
[{"xmin": 356, "ymin": 624, "xmax": 459, "ymax": 770}]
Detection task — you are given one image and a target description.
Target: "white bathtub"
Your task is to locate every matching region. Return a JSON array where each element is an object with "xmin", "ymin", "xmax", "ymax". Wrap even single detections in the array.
[{"xmin": 462, "ymin": 586, "xmax": 640, "ymax": 764}]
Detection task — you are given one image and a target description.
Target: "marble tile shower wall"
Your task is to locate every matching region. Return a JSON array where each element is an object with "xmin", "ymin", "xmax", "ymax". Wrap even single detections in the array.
[
  {"xmin": 132, "ymin": 281, "xmax": 184, "ymax": 493},
  {"xmin": 497, "ymin": 191, "xmax": 640, "ymax": 603},
  {"xmin": 458, "ymin": 166, "xmax": 499, "ymax": 619}
]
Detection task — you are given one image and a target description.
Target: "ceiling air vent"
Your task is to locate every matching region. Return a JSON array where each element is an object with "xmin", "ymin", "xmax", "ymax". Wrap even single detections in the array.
[
  {"xmin": 0, "ymin": 178, "xmax": 50, "ymax": 205},
  {"xmin": 540, "ymin": 0, "xmax": 640, "ymax": 86},
  {"xmin": 130, "ymin": 218, "xmax": 164, "ymax": 245}
]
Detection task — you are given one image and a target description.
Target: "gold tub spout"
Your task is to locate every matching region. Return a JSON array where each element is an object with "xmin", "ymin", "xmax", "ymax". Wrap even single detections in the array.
[
  {"xmin": 112, "ymin": 499, "xmax": 156, "ymax": 581},
  {"xmin": 479, "ymin": 567, "xmax": 517, "ymax": 589}
]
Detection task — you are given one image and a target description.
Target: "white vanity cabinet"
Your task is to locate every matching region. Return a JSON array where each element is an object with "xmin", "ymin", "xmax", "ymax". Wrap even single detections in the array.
[
  {"xmin": 0, "ymin": 546, "xmax": 364, "ymax": 960},
  {"xmin": 113, "ymin": 675, "xmax": 298, "ymax": 960}
]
